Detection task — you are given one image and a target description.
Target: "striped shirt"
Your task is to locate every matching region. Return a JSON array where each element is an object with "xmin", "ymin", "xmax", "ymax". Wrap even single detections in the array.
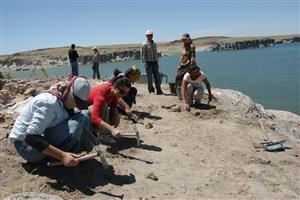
[{"xmin": 141, "ymin": 40, "xmax": 158, "ymax": 63}]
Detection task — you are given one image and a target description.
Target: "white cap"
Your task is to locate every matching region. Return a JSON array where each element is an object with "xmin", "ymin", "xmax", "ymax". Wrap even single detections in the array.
[
  {"xmin": 92, "ymin": 47, "xmax": 97, "ymax": 50},
  {"xmin": 145, "ymin": 30, "xmax": 153, "ymax": 35},
  {"xmin": 72, "ymin": 77, "xmax": 91, "ymax": 110}
]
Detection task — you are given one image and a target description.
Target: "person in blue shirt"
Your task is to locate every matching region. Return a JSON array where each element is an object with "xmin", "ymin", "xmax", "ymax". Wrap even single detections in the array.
[{"xmin": 9, "ymin": 77, "xmax": 93, "ymax": 167}]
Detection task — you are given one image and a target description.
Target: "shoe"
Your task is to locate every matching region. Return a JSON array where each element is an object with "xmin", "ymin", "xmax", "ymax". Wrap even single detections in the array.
[
  {"xmin": 98, "ymin": 135, "xmax": 117, "ymax": 144},
  {"xmin": 149, "ymin": 88, "xmax": 155, "ymax": 94},
  {"xmin": 156, "ymin": 90, "xmax": 164, "ymax": 95}
]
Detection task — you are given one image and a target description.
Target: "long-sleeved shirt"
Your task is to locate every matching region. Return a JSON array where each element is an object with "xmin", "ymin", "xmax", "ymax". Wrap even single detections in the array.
[
  {"xmin": 93, "ymin": 51, "xmax": 101, "ymax": 64},
  {"xmin": 9, "ymin": 93, "xmax": 70, "ymax": 142},
  {"xmin": 141, "ymin": 40, "xmax": 158, "ymax": 63},
  {"xmin": 68, "ymin": 48, "xmax": 79, "ymax": 62},
  {"xmin": 88, "ymin": 82, "xmax": 118, "ymax": 126}
]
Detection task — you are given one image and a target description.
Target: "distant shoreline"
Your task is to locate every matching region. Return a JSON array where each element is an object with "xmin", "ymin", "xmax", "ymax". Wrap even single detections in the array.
[{"xmin": 0, "ymin": 34, "xmax": 299, "ymax": 73}]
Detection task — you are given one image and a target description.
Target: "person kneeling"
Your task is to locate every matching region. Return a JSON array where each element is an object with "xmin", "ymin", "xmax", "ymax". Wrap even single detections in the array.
[
  {"xmin": 181, "ymin": 65, "xmax": 213, "ymax": 112},
  {"xmin": 88, "ymin": 78, "xmax": 132, "ymax": 143},
  {"xmin": 9, "ymin": 77, "xmax": 93, "ymax": 167}
]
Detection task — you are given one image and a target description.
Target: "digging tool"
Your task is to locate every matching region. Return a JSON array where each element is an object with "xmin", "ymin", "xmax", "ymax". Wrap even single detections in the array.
[
  {"xmin": 47, "ymin": 144, "xmax": 109, "ymax": 168},
  {"xmin": 119, "ymin": 121, "xmax": 140, "ymax": 147},
  {"xmin": 161, "ymin": 104, "xmax": 176, "ymax": 109},
  {"xmin": 257, "ymin": 119, "xmax": 286, "ymax": 152},
  {"xmin": 47, "ymin": 123, "xmax": 109, "ymax": 168}
]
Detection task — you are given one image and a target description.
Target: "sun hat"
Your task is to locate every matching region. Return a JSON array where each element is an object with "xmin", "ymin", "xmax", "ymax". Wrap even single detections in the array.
[
  {"xmin": 129, "ymin": 65, "xmax": 141, "ymax": 80},
  {"xmin": 72, "ymin": 77, "xmax": 91, "ymax": 110},
  {"xmin": 145, "ymin": 30, "xmax": 153, "ymax": 35},
  {"xmin": 181, "ymin": 33, "xmax": 190, "ymax": 40}
]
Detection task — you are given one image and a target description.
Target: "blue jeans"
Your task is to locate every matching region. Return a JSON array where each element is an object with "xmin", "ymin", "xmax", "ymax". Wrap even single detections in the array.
[
  {"xmin": 70, "ymin": 61, "xmax": 79, "ymax": 76},
  {"xmin": 14, "ymin": 113, "xmax": 93, "ymax": 163},
  {"xmin": 145, "ymin": 61, "xmax": 162, "ymax": 93}
]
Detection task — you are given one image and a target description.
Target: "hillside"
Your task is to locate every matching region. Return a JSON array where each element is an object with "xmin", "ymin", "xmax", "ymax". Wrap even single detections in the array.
[{"xmin": 0, "ymin": 34, "xmax": 299, "ymax": 73}]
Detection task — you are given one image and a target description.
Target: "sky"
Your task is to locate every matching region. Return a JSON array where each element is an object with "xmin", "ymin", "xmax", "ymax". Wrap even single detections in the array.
[{"xmin": 1, "ymin": 0, "xmax": 299, "ymax": 55}]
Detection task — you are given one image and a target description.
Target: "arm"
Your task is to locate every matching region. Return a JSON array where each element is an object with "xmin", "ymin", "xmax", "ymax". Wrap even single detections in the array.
[
  {"xmin": 91, "ymin": 97, "xmax": 121, "ymax": 138},
  {"xmin": 118, "ymin": 98, "xmax": 132, "ymax": 117},
  {"xmin": 203, "ymin": 77, "xmax": 212, "ymax": 101},
  {"xmin": 190, "ymin": 45, "xmax": 196, "ymax": 65},
  {"xmin": 25, "ymin": 134, "xmax": 79, "ymax": 167},
  {"xmin": 141, "ymin": 44, "xmax": 146, "ymax": 63},
  {"xmin": 181, "ymin": 79, "xmax": 190, "ymax": 111}
]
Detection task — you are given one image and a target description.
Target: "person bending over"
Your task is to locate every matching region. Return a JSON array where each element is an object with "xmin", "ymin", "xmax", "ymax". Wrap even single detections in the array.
[
  {"xmin": 88, "ymin": 78, "xmax": 132, "ymax": 142},
  {"xmin": 111, "ymin": 65, "xmax": 141, "ymax": 116},
  {"xmin": 9, "ymin": 76, "xmax": 92, "ymax": 167}
]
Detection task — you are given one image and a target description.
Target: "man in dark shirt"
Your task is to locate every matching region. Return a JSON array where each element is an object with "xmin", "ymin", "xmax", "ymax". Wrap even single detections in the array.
[{"xmin": 68, "ymin": 44, "xmax": 79, "ymax": 76}]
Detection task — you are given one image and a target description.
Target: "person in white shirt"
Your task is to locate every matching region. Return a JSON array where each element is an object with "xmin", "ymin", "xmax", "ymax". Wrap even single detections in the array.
[{"xmin": 181, "ymin": 65, "xmax": 213, "ymax": 111}]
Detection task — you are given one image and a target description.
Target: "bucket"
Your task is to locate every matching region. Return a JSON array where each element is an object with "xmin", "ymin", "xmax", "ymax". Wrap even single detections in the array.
[
  {"xmin": 175, "ymin": 86, "xmax": 182, "ymax": 100},
  {"xmin": 169, "ymin": 82, "xmax": 176, "ymax": 95}
]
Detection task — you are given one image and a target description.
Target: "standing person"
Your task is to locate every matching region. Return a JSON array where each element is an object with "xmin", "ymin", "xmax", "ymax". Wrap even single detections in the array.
[
  {"xmin": 111, "ymin": 65, "xmax": 141, "ymax": 115},
  {"xmin": 68, "ymin": 44, "xmax": 79, "ymax": 76},
  {"xmin": 141, "ymin": 30, "xmax": 163, "ymax": 95},
  {"xmin": 181, "ymin": 65, "xmax": 212, "ymax": 112},
  {"xmin": 92, "ymin": 47, "xmax": 101, "ymax": 79},
  {"xmin": 175, "ymin": 33, "xmax": 196, "ymax": 86},
  {"xmin": 88, "ymin": 78, "xmax": 132, "ymax": 143},
  {"xmin": 9, "ymin": 77, "xmax": 93, "ymax": 167}
]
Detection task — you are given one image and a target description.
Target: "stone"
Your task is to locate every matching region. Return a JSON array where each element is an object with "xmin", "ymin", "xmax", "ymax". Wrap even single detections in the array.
[
  {"xmin": 145, "ymin": 122, "xmax": 153, "ymax": 129},
  {"xmin": 146, "ymin": 172, "xmax": 158, "ymax": 181}
]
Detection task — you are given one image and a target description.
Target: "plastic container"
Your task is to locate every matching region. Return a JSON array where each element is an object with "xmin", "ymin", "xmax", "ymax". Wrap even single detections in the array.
[{"xmin": 175, "ymin": 86, "xmax": 182, "ymax": 100}]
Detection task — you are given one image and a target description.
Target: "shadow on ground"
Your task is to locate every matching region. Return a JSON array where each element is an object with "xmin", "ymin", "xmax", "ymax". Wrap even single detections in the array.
[{"xmin": 22, "ymin": 160, "xmax": 135, "ymax": 196}]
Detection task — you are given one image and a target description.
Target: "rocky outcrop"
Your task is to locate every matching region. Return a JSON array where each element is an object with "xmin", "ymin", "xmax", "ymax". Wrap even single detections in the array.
[
  {"xmin": 212, "ymin": 88, "xmax": 300, "ymax": 140},
  {"xmin": 204, "ymin": 37, "xmax": 300, "ymax": 52},
  {"xmin": 0, "ymin": 50, "xmax": 144, "ymax": 71},
  {"xmin": 210, "ymin": 38, "xmax": 276, "ymax": 51},
  {"xmin": 82, "ymin": 50, "xmax": 141, "ymax": 65}
]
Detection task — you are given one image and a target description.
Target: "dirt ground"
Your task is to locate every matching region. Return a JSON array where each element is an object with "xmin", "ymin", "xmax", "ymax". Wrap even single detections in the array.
[{"xmin": 0, "ymin": 82, "xmax": 300, "ymax": 200}]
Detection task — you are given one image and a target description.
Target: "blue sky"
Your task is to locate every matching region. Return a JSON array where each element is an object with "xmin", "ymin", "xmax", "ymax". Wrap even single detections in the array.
[{"xmin": 1, "ymin": 0, "xmax": 299, "ymax": 55}]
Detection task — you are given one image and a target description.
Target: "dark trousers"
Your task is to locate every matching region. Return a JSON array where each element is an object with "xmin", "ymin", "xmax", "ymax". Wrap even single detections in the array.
[
  {"xmin": 92, "ymin": 63, "xmax": 101, "ymax": 79},
  {"xmin": 70, "ymin": 61, "xmax": 79, "ymax": 76},
  {"xmin": 145, "ymin": 61, "xmax": 162, "ymax": 93},
  {"xmin": 175, "ymin": 63, "xmax": 190, "ymax": 86}
]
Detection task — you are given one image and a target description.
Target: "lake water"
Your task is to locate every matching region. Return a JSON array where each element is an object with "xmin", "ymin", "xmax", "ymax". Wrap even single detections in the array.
[{"xmin": 9, "ymin": 43, "xmax": 300, "ymax": 115}]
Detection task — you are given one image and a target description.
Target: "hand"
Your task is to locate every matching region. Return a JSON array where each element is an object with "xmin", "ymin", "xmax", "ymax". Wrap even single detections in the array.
[
  {"xmin": 61, "ymin": 152, "xmax": 80, "ymax": 167},
  {"xmin": 144, "ymin": 63, "xmax": 148, "ymax": 68},
  {"xmin": 125, "ymin": 107, "xmax": 133, "ymax": 117},
  {"xmin": 208, "ymin": 94, "xmax": 213, "ymax": 102},
  {"xmin": 184, "ymin": 103, "xmax": 190, "ymax": 112},
  {"xmin": 111, "ymin": 128, "xmax": 121, "ymax": 138}
]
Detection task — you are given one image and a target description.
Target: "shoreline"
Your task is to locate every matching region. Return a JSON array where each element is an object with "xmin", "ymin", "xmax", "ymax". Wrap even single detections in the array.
[{"xmin": 1, "ymin": 34, "xmax": 299, "ymax": 72}]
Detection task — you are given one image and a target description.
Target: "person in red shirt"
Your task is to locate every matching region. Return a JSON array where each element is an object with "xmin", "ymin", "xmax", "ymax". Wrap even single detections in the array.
[{"xmin": 88, "ymin": 78, "xmax": 131, "ymax": 140}]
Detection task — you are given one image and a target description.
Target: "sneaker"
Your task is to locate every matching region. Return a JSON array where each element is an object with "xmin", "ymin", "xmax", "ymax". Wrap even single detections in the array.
[{"xmin": 98, "ymin": 135, "xmax": 117, "ymax": 144}]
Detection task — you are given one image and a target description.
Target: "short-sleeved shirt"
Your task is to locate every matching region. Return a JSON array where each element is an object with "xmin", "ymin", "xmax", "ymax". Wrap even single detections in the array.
[
  {"xmin": 88, "ymin": 82, "xmax": 118, "ymax": 126},
  {"xmin": 183, "ymin": 71, "xmax": 207, "ymax": 88}
]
